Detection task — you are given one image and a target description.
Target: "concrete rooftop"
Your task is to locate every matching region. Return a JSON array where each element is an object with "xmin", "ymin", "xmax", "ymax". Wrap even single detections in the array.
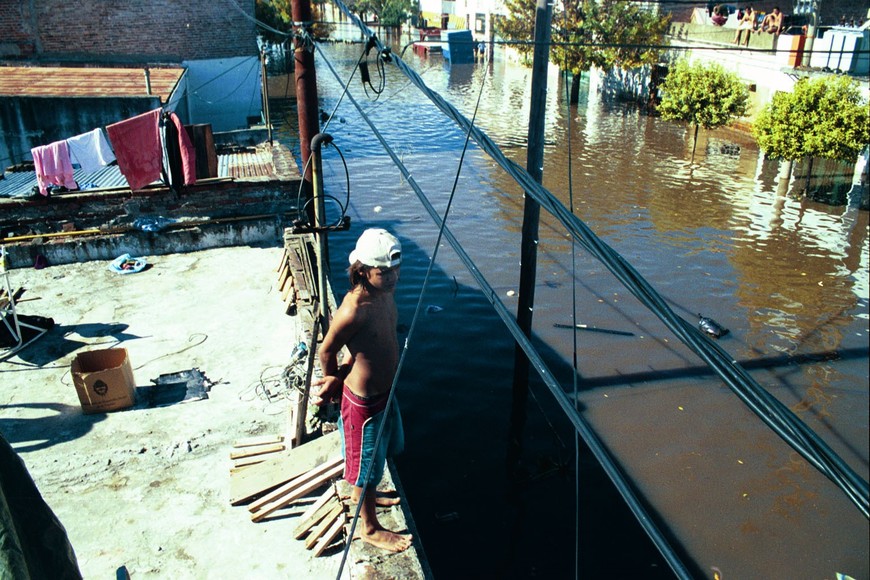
[{"xmin": 0, "ymin": 244, "xmax": 429, "ymax": 579}]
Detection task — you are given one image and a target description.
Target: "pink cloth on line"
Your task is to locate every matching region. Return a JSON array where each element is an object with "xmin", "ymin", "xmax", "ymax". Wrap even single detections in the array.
[
  {"xmin": 31, "ymin": 140, "xmax": 77, "ymax": 196},
  {"xmin": 106, "ymin": 109, "xmax": 162, "ymax": 191},
  {"xmin": 169, "ymin": 112, "xmax": 197, "ymax": 186}
]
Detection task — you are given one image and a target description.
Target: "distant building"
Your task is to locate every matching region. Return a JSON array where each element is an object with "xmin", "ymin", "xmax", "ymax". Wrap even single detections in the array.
[{"xmin": 0, "ymin": 0, "xmax": 263, "ymax": 167}]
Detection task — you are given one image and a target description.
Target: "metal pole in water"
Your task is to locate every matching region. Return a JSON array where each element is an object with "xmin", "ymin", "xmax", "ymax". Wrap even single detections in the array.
[{"xmin": 508, "ymin": 0, "xmax": 553, "ymax": 475}]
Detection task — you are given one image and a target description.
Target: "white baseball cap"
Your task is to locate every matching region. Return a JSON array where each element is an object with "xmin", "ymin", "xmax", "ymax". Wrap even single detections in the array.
[{"xmin": 348, "ymin": 228, "xmax": 402, "ymax": 268}]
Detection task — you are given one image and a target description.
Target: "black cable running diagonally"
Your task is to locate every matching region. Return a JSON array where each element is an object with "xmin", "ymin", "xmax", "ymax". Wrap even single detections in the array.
[
  {"xmin": 325, "ymin": 41, "xmax": 493, "ymax": 580},
  {"xmin": 312, "ymin": 40, "xmax": 694, "ymax": 580},
  {"xmin": 324, "ymin": 0, "xmax": 870, "ymax": 521}
]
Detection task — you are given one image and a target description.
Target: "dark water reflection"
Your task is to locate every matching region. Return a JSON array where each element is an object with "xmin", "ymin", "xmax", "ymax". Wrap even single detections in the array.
[{"xmin": 276, "ymin": 40, "xmax": 868, "ymax": 579}]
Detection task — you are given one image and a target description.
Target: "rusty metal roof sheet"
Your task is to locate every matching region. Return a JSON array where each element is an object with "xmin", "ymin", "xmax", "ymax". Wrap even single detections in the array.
[
  {"xmin": 0, "ymin": 148, "xmax": 275, "ymax": 198},
  {"xmin": 0, "ymin": 66, "xmax": 185, "ymax": 103},
  {"xmin": 217, "ymin": 146, "xmax": 276, "ymax": 179}
]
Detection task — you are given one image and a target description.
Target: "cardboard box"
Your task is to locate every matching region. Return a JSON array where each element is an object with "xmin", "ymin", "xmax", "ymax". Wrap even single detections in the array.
[{"xmin": 71, "ymin": 348, "xmax": 136, "ymax": 414}]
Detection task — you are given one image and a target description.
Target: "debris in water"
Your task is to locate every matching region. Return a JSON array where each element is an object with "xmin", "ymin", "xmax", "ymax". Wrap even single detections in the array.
[
  {"xmin": 435, "ymin": 511, "xmax": 459, "ymax": 522},
  {"xmin": 698, "ymin": 314, "xmax": 729, "ymax": 338}
]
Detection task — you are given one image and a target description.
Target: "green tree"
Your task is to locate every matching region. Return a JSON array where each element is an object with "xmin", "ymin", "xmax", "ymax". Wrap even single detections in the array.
[
  {"xmin": 657, "ymin": 58, "xmax": 748, "ymax": 159},
  {"xmin": 753, "ymin": 75, "xmax": 870, "ymax": 186},
  {"xmin": 255, "ymin": 0, "xmax": 331, "ymax": 42},
  {"xmin": 495, "ymin": 0, "xmax": 670, "ymax": 103},
  {"xmin": 343, "ymin": 0, "xmax": 416, "ymax": 28}
]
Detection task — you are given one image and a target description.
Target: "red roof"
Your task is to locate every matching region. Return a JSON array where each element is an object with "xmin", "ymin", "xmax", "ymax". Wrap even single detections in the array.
[{"xmin": 0, "ymin": 66, "xmax": 185, "ymax": 103}]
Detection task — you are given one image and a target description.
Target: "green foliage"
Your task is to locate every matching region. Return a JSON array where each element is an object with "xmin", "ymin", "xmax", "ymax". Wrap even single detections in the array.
[
  {"xmin": 753, "ymin": 75, "xmax": 870, "ymax": 163},
  {"xmin": 376, "ymin": 0, "xmax": 418, "ymax": 26},
  {"xmin": 494, "ymin": 0, "xmax": 536, "ymax": 59},
  {"xmin": 255, "ymin": 0, "xmax": 289, "ymax": 42},
  {"xmin": 657, "ymin": 59, "xmax": 748, "ymax": 130},
  {"xmin": 345, "ymin": 0, "xmax": 417, "ymax": 26},
  {"xmin": 255, "ymin": 0, "xmax": 332, "ymax": 41},
  {"xmin": 495, "ymin": 0, "xmax": 669, "ymax": 75}
]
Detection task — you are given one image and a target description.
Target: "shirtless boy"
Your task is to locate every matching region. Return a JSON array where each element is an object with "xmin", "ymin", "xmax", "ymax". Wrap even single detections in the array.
[
  {"xmin": 312, "ymin": 228, "xmax": 412, "ymax": 553},
  {"xmin": 762, "ymin": 7, "xmax": 783, "ymax": 34}
]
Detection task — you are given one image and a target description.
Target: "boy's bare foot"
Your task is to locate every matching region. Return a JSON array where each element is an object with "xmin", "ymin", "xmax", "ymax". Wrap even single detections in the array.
[{"xmin": 356, "ymin": 527, "xmax": 413, "ymax": 553}]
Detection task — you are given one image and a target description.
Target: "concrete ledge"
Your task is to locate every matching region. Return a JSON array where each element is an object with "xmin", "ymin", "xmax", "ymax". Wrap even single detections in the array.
[{"xmin": 3, "ymin": 216, "xmax": 289, "ymax": 269}]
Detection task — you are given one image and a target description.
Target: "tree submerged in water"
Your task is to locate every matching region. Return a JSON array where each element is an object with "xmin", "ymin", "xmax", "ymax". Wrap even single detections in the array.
[
  {"xmin": 753, "ymin": 75, "xmax": 870, "ymax": 197},
  {"xmin": 657, "ymin": 59, "xmax": 748, "ymax": 160},
  {"xmin": 495, "ymin": 0, "xmax": 670, "ymax": 104}
]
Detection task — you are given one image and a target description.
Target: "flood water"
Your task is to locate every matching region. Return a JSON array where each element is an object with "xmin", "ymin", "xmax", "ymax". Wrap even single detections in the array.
[{"xmin": 273, "ymin": 38, "xmax": 869, "ymax": 579}]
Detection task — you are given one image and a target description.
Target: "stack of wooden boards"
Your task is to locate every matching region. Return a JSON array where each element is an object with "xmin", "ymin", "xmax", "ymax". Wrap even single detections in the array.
[
  {"xmin": 277, "ymin": 232, "xmax": 318, "ymax": 317},
  {"xmin": 229, "ymin": 430, "xmax": 348, "ymax": 556}
]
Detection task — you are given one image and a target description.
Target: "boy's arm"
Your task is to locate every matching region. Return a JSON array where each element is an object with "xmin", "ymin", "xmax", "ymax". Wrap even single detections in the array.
[{"xmin": 311, "ymin": 303, "xmax": 359, "ymax": 405}]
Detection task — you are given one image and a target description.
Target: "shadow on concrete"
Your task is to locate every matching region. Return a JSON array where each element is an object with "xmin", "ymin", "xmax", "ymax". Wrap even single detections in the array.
[
  {"xmin": 0, "ymin": 402, "xmax": 105, "ymax": 453},
  {"xmin": 7, "ymin": 322, "xmax": 144, "ymax": 368}
]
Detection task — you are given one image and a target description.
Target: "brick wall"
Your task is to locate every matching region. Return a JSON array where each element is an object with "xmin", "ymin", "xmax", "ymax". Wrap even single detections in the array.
[{"xmin": 1, "ymin": 0, "xmax": 257, "ymax": 62}]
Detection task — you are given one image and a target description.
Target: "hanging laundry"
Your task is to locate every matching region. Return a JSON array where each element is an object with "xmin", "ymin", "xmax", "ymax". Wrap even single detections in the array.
[
  {"xmin": 169, "ymin": 112, "xmax": 196, "ymax": 186},
  {"xmin": 66, "ymin": 128, "xmax": 116, "ymax": 173},
  {"xmin": 31, "ymin": 141, "xmax": 77, "ymax": 196},
  {"xmin": 160, "ymin": 112, "xmax": 197, "ymax": 191},
  {"xmin": 106, "ymin": 109, "xmax": 162, "ymax": 191}
]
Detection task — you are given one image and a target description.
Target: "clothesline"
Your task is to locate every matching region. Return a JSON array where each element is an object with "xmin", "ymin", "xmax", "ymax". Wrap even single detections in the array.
[{"xmin": 29, "ymin": 107, "xmax": 196, "ymax": 197}]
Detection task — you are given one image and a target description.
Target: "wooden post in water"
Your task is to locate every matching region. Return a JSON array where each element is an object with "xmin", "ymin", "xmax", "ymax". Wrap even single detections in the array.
[{"xmin": 508, "ymin": 0, "xmax": 553, "ymax": 476}]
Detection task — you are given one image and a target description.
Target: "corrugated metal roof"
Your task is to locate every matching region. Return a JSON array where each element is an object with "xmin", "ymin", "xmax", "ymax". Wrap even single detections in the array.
[
  {"xmin": 0, "ymin": 149, "xmax": 274, "ymax": 198},
  {"xmin": 0, "ymin": 66, "xmax": 185, "ymax": 103},
  {"xmin": 219, "ymin": 146, "xmax": 275, "ymax": 179}
]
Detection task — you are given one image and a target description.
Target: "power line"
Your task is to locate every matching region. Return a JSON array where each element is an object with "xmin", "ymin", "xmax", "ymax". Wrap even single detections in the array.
[{"xmin": 326, "ymin": 0, "xmax": 870, "ymax": 522}]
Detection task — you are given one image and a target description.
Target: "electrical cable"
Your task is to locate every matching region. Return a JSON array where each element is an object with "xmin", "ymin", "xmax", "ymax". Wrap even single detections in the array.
[
  {"xmin": 562, "ymin": 63, "xmax": 583, "ymax": 580},
  {"xmin": 314, "ymin": 38, "xmax": 694, "ymax": 579},
  {"xmin": 326, "ymin": 1, "xmax": 870, "ymax": 518},
  {"xmin": 331, "ymin": 41, "xmax": 491, "ymax": 580},
  {"xmin": 228, "ymin": 0, "xmax": 868, "ymax": 540}
]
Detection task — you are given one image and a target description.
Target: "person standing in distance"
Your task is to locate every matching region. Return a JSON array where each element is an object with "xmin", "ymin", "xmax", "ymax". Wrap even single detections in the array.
[{"xmin": 312, "ymin": 228, "xmax": 411, "ymax": 553}]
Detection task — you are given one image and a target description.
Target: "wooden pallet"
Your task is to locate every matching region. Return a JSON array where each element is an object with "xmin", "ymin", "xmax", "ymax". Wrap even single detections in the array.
[{"xmin": 277, "ymin": 233, "xmax": 319, "ymax": 317}]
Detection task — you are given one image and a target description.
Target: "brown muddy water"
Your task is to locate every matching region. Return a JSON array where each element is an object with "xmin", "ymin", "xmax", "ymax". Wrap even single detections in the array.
[{"xmin": 273, "ymin": 39, "xmax": 868, "ymax": 579}]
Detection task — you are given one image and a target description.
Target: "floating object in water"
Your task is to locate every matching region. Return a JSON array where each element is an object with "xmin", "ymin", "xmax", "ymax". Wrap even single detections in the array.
[
  {"xmin": 698, "ymin": 314, "xmax": 729, "ymax": 338},
  {"xmin": 553, "ymin": 323, "xmax": 635, "ymax": 336},
  {"xmin": 426, "ymin": 305, "xmax": 444, "ymax": 314}
]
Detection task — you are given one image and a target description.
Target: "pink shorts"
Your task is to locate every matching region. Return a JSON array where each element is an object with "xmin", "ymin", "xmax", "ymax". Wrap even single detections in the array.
[{"xmin": 340, "ymin": 385, "xmax": 404, "ymax": 488}]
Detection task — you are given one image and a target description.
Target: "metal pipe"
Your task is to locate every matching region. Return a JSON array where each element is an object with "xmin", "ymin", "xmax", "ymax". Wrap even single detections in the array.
[{"xmin": 310, "ymin": 132, "xmax": 333, "ymax": 336}]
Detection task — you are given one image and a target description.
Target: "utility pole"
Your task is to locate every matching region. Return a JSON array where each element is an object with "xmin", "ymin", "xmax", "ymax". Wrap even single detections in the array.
[
  {"xmin": 800, "ymin": 0, "xmax": 819, "ymax": 67},
  {"xmin": 292, "ymin": 0, "xmax": 322, "ymax": 214},
  {"xmin": 508, "ymin": 0, "xmax": 553, "ymax": 475}
]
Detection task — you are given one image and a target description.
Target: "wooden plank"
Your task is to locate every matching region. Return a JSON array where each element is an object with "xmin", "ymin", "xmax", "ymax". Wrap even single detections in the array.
[
  {"xmin": 287, "ymin": 398, "xmax": 299, "ymax": 450},
  {"xmin": 293, "ymin": 487, "xmax": 338, "ymax": 539},
  {"xmin": 277, "ymin": 263, "xmax": 290, "ymax": 292},
  {"xmin": 229, "ymin": 430, "xmax": 340, "ymax": 505},
  {"xmin": 233, "ymin": 457, "xmax": 268, "ymax": 469},
  {"xmin": 281, "ymin": 275, "xmax": 295, "ymax": 301},
  {"xmin": 229, "ymin": 443, "xmax": 285, "ymax": 460},
  {"xmin": 275, "ymin": 247, "xmax": 288, "ymax": 272},
  {"xmin": 305, "ymin": 503, "xmax": 344, "ymax": 549},
  {"xmin": 250, "ymin": 463, "xmax": 344, "ymax": 522},
  {"xmin": 233, "ymin": 435, "xmax": 284, "ymax": 448},
  {"xmin": 312, "ymin": 515, "xmax": 346, "ymax": 557},
  {"xmin": 295, "ymin": 496, "xmax": 341, "ymax": 540},
  {"xmin": 248, "ymin": 456, "xmax": 343, "ymax": 513},
  {"xmin": 231, "ymin": 461, "xmax": 264, "ymax": 474}
]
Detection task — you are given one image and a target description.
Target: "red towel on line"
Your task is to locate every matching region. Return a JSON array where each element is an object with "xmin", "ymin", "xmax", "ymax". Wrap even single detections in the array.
[
  {"xmin": 106, "ymin": 109, "xmax": 162, "ymax": 191},
  {"xmin": 31, "ymin": 140, "xmax": 77, "ymax": 196},
  {"xmin": 169, "ymin": 112, "xmax": 197, "ymax": 186}
]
